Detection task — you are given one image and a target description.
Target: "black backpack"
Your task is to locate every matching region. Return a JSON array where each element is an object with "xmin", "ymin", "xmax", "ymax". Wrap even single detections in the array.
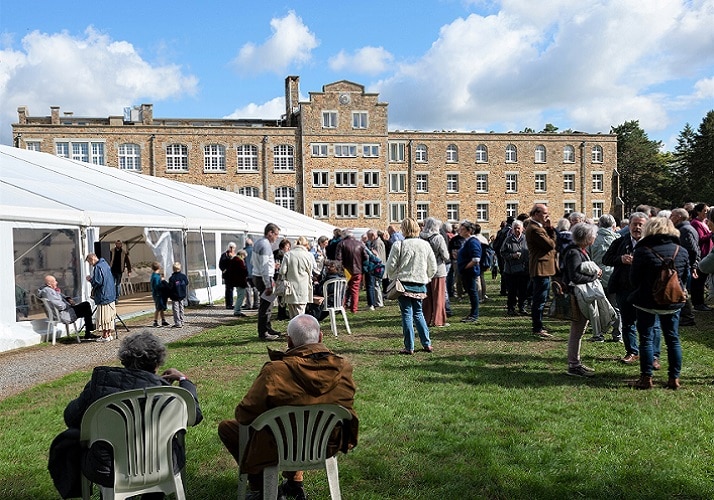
[{"xmin": 648, "ymin": 246, "xmax": 687, "ymax": 306}]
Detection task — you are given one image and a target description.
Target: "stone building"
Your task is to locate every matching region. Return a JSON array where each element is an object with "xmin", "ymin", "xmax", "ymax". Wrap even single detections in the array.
[{"xmin": 12, "ymin": 76, "xmax": 619, "ymax": 235}]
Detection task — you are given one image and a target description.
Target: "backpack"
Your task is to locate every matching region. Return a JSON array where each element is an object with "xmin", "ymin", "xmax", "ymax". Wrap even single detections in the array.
[
  {"xmin": 363, "ymin": 247, "xmax": 385, "ymax": 279},
  {"xmin": 648, "ymin": 246, "xmax": 687, "ymax": 306},
  {"xmin": 480, "ymin": 244, "xmax": 495, "ymax": 271}
]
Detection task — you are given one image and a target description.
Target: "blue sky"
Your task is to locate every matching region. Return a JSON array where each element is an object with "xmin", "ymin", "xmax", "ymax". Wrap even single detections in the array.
[{"xmin": 1, "ymin": 0, "xmax": 713, "ymax": 150}]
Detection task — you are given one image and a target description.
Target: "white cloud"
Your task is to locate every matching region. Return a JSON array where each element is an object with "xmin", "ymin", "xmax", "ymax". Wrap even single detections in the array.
[
  {"xmin": 375, "ymin": 0, "xmax": 714, "ymax": 136},
  {"xmin": 329, "ymin": 46, "xmax": 394, "ymax": 75},
  {"xmin": 0, "ymin": 27, "xmax": 198, "ymax": 144},
  {"xmin": 224, "ymin": 96, "xmax": 286, "ymax": 120},
  {"xmin": 232, "ymin": 11, "xmax": 319, "ymax": 75},
  {"xmin": 693, "ymin": 77, "xmax": 714, "ymax": 100}
]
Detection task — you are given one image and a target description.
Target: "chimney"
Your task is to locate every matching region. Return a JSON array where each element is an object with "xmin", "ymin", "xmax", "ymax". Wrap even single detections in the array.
[
  {"xmin": 51, "ymin": 106, "xmax": 60, "ymax": 125},
  {"xmin": 285, "ymin": 76, "xmax": 300, "ymax": 119},
  {"xmin": 17, "ymin": 106, "xmax": 28, "ymax": 125},
  {"xmin": 140, "ymin": 104, "xmax": 153, "ymax": 125}
]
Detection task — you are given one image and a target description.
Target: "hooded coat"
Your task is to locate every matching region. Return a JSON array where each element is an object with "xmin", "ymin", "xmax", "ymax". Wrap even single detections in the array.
[{"xmin": 235, "ymin": 343, "xmax": 359, "ymax": 474}]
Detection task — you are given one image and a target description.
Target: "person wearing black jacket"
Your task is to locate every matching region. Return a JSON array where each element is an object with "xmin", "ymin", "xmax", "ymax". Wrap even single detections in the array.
[
  {"xmin": 48, "ymin": 331, "xmax": 203, "ymax": 499},
  {"xmin": 670, "ymin": 208, "xmax": 700, "ymax": 326},
  {"xmin": 630, "ymin": 217, "xmax": 689, "ymax": 390}
]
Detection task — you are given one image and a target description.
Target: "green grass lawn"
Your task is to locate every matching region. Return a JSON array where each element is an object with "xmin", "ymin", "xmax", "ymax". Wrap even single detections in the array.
[{"xmin": 2, "ymin": 278, "xmax": 714, "ymax": 499}]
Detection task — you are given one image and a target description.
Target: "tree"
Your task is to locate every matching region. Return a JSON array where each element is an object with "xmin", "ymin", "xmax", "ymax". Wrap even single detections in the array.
[
  {"xmin": 541, "ymin": 123, "xmax": 559, "ymax": 133},
  {"xmin": 611, "ymin": 120, "xmax": 669, "ymax": 212},
  {"xmin": 669, "ymin": 123, "xmax": 696, "ymax": 204},
  {"xmin": 688, "ymin": 110, "xmax": 714, "ymax": 203}
]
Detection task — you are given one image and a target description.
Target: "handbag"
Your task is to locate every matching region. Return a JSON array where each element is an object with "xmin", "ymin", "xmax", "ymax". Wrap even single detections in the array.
[
  {"xmin": 548, "ymin": 280, "xmax": 580, "ymax": 321},
  {"xmin": 386, "ymin": 279, "xmax": 405, "ymax": 300}
]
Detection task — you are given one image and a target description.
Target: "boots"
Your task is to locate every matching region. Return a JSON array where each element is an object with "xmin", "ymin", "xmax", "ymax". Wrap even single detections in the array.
[
  {"xmin": 666, "ymin": 378, "xmax": 681, "ymax": 390},
  {"xmin": 633, "ymin": 375, "xmax": 653, "ymax": 390}
]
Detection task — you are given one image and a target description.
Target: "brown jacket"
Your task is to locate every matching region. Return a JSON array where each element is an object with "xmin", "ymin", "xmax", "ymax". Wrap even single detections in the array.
[
  {"xmin": 236, "ymin": 343, "xmax": 358, "ymax": 474},
  {"xmin": 525, "ymin": 222, "xmax": 557, "ymax": 277}
]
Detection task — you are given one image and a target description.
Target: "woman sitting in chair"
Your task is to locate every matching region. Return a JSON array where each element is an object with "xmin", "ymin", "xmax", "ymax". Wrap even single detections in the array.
[{"xmin": 48, "ymin": 331, "xmax": 203, "ymax": 499}]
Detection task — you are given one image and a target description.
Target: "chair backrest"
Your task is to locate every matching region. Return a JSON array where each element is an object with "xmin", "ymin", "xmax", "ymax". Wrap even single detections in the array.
[
  {"xmin": 40, "ymin": 297, "xmax": 61, "ymax": 323},
  {"xmin": 80, "ymin": 386, "xmax": 197, "ymax": 495},
  {"xmin": 249, "ymin": 404, "xmax": 352, "ymax": 471},
  {"xmin": 321, "ymin": 278, "xmax": 347, "ymax": 312}
]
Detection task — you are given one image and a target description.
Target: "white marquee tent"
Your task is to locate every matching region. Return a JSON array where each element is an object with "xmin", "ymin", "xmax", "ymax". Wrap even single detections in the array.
[{"xmin": 0, "ymin": 145, "xmax": 336, "ymax": 352}]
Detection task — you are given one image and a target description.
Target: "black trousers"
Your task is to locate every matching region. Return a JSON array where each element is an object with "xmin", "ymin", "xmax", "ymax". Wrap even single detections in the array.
[{"xmin": 72, "ymin": 301, "xmax": 95, "ymax": 331}]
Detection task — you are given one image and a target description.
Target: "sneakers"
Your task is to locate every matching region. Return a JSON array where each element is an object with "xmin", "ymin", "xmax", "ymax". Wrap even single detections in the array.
[
  {"xmin": 161, "ymin": 321, "xmax": 170, "ymax": 327},
  {"xmin": 260, "ymin": 333, "xmax": 281, "ymax": 341},
  {"xmin": 97, "ymin": 335, "xmax": 113, "ymax": 343},
  {"xmin": 567, "ymin": 364, "xmax": 595, "ymax": 378},
  {"xmin": 588, "ymin": 335, "xmax": 605, "ymax": 343},
  {"xmin": 461, "ymin": 315, "xmax": 478, "ymax": 323},
  {"xmin": 153, "ymin": 321, "xmax": 159, "ymax": 327},
  {"xmin": 694, "ymin": 304, "xmax": 713, "ymax": 311},
  {"xmin": 621, "ymin": 353, "xmax": 639, "ymax": 364},
  {"xmin": 369, "ymin": 305, "xmax": 375, "ymax": 311},
  {"xmin": 533, "ymin": 330, "xmax": 552, "ymax": 338},
  {"xmin": 606, "ymin": 336, "xmax": 623, "ymax": 343}
]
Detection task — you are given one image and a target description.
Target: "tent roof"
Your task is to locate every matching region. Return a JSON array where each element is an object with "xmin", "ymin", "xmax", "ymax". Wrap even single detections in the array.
[{"xmin": 0, "ymin": 145, "xmax": 335, "ymax": 237}]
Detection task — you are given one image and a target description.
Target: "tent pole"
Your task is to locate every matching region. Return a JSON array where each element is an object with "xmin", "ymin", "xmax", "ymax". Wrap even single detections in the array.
[{"xmin": 200, "ymin": 227, "xmax": 213, "ymax": 306}]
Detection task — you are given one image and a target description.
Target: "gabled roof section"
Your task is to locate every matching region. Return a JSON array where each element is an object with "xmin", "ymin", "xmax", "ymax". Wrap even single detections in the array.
[{"xmin": 321, "ymin": 80, "xmax": 365, "ymax": 93}]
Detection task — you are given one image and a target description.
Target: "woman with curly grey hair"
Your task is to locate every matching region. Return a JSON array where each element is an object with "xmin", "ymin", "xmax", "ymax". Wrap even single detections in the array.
[{"xmin": 49, "ymin": 331, "xmax": 203, "ymax": 498}]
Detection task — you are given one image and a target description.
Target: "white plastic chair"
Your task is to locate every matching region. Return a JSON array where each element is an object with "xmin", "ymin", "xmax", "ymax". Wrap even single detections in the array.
[
  {"xmin": 120, "ymin": 275, "xmax": 135, "ymax": 296},
  {"xmin": 321, "ymin": 278, "xmax": 351, "ymax": 336},
  {"xmin": 80, "ymin": 386, "xmax": 197, "ymax": 500},
  {"xmin": 237, "ymin": 404, "xmax": 353, "ymax": 500},
  {"xmin": 40, "ymin": 297, "xmax": 82, "ymax": 345}
]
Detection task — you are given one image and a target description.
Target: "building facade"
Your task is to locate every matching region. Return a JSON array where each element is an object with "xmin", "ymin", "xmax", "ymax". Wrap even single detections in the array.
[{"xmin": 12, "ymin": 76, "xmax": 619, "ymax": 235}]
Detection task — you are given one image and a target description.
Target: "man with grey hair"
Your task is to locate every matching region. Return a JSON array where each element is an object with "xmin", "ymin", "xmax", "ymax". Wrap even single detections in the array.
[
  {"xmin": 670, "ymin": 208, "xmax": 700, "ymax": 326},
  {"xmin": 219, "ymin": 242, "xmax": 237, "ymax": 310},
  {"xmin": 365, "ymin": 229, "xmax": 386, "ymax": 309},
  {"xmin": 589, "ymin": 214, "xmax": 621, "ymax": 342},
  {"xmin": 568, "ymin": 212, "xmax": 585, "ymax": 225},
  {"xmin": 603, "ymin": 212, "xmax": 661, "ymax": 365},
  {"xmin": 252, "ymin": 223, "xmax": 282, "ymax": 341},
  {"xmin": 218, "ymin": 314, "xmax": 359, "ymax": 500}
]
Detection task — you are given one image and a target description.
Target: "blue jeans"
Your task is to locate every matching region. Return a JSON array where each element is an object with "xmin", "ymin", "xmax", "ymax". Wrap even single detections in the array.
[
  {"xmin": 461, "ymin": 271, "xmax": 479, "ymax": 319},
  {"xmin": 637, "ymin": 309, "xmax": 681, "ymax": 378},
  {"xmin": 530, "ymin": 276, "xmax": 550, "ymax": 333},
  {"xmin": 616, "ymin": 291, "xmax": 661, "ymax": 357},
  {"xmin": 365, "ymin": 273, "xmax": 377, "ymax": 306},
  {"xmin": 398, "ymin": 295, "xmax": 431, "ymax": 351},
  {"xmin": 233, "ymin": 287, "xmax": 246, "ymax": 314}
]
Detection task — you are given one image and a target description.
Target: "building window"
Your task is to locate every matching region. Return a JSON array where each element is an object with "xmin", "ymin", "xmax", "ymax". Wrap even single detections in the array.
[
  {"xmin": 535, "ymin": 173, "xmax": 547, "ymax": 192},
  {"xmin": 274, "ymin": 186, "xmax": 295, "ymax": 210},
  {"xmin": 505, "ymin": 144, "xmax": 517, "ymax": 163},
  {"xmin": 335, "ymin": 171, "xmax": 357, "ymax": 187},
  {"xmin": 389, "ymin": 172, "xmax": 407, "ymax": 193},
  {"xmin": 446, "ymin": 173, "xmax": 459, "ymax": 193},
  {"xmin": 389, "ymin": 202, "xmax": 407, "ymax": 223},
  {"xmin": 535, "ymin": 145, "xmax": 546, "ymax": 163},
  {"xmin": 313, "ymin": 171, "xmax": 329, "ymax": 187},
  {"xmin": 322, "ymin": 111, "xmax": 337, "ymax": 128},
  {"xmin": 362, "ymin": 144, "xmax": 379, "ymax": 157},
  {"xmin": 364, "ymin": 202, "xmax": 381, "ymax": 218},
  {"xmin": 352, "ymin": 111, "xmax": 368, "ymax": 129},
  {"xmin": 563, "ymin": 145, "xmax": 575, "ymax": 163},
  {"xmin": 310, "ymin": 143, "xmax": 328, "ymax": 157},
  {"xmin": 476, "ymin": 144, "xmax": 488, "ymax": 163},
  {"xmin": 364, "ymin": 171, "xmax": 380, "ymax": 187},
  {"xmin": 204, "ymin": 144, "xmax": 226, "ymax": 172},
  {"xmin": 389, "ymin": 142, "xmax": 405, "ymax": 162},
  {"xmin": 416, "ymin": 173, "xmax": 429, "ymax": 193},
  {"xmin": 563, "ymin": 173, "xmax": 575, "ymax": 192},
  {"xmin": 336, "ymin": 202, "xmax": 358, "ymax": 218},
  {"xmin": 26, "ymin": 141, "xmax": 41, "ymax": 151},
  {"xmin": 313, "ymin": 202, "xmax": 329, "ymax": 219},
  {"xmin": 118, "ymin": 143, "xmax": 141, "ymax": 171},
  {"xmin": 416, "ymin": 203, "xmax": 429, "ymax": 221},
  {"xmin": 476, "ymin": 203, "xmax": 489, "ymax": 222},
  {"xmin": 446, "ymin": 144, "xmax": 458, "ymax": 163},
  {"xmin": 236, "ymin": 144, "xmax": 259, "ymax": 170},
  {"xmin": 564, "ymin": 202, "xmax": 576, "ymax": 214},
  {"xmin": 593, "ymin": 201, "xmax": 604, "ymax": 218},
  {"xmin": 334, "ymin": 144, "xmax": 357, "ymax": 157},
  {"xmin": 446, "ymin": 203, "xmax": 460, "ymax": 222},
  {"xmin": 56, "ymin": 141, "xmax": 105, "ymax": 165},
  {"xmin": 506, "ymin": 202, "xmax": 519, "ymax": 219},
  {"xmin": 238, "ymin": 186, "xmax": 259, "ymax": 197},
  {"xmin": 273, "ymin": 145, "xmax": 295, "ymax": 171},
  {"xmin": 505, "ymin": 173, "xmax": 518, "ymax": 193},
  {"xmin": 592, "ymin": 172, "xmax": 604, "ymax": 192},
  {"xmin": 415, "ymin": 144, "xmax": 428, "ymax": 163},
  {"xmin": 476, "ymin": 173, "xmax": 489, "ymax": 193},
  {"xmin": 166, "ymin": 144, "xmax": 188, "ymax": 171},
  {"xmin": 592, "ymin": 145, "xmax": 603, "ymax": 163}
]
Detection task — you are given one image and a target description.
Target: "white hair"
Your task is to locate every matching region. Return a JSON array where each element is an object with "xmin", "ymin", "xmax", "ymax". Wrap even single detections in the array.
[{"xmin": 287, "ymin": 315, "xmax": 321, "ymax": 347}]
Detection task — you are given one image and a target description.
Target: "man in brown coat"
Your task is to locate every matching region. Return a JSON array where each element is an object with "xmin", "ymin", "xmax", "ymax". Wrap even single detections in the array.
[
  {"xmin": 525, "ymin": 203, "xmax": 557, "ymax": 338},
  {"xmin": 218, "ymin": 314, "xmax": 358, "ymax": 500}
]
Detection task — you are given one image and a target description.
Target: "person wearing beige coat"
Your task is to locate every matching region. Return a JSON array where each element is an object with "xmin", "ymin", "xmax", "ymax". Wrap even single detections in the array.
[{"xmin": 279, "ymin": 237, "xmax": 315, "ymax": 318}]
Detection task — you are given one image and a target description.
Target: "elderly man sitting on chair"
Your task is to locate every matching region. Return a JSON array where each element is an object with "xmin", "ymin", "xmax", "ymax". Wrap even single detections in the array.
[
  {"xmin": 218, "ymin": 314, "xmax": 359, "ymax": 500},
  {"xmin": 39, "ymin": 275, "xmax": 99, "ymax": 340}
]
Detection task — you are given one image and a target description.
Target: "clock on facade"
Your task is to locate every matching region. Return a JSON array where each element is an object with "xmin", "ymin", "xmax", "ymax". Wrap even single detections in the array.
[{"xmin": 339, "ymin": 93, "xmax": 351, "ymax": 105}]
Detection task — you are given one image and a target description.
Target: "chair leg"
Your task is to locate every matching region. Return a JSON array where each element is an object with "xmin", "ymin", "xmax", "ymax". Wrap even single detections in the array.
[
  {"xmin": 341, "ymin": 309, "xmax": 352, "ymax": 335},
  {"xmin": 237, "ymin": 472, "xmax": 249, "ymax": 500},
  {"xmin": 263, "ymin": 466, "xmax": 279, "ymax": 500},
  {"xmin": 325, "ymin": 456, "xmax": 342, "ymax": 500},
  {"xmin": 173, "ymin": 472, "xmax": 187, "ymax": 500},
  {"xmin": 329, "ymin": 310, "xmax": 338, "ymax": 337}
]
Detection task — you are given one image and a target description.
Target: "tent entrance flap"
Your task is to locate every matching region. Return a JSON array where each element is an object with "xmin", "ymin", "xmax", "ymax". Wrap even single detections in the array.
[{"xmin": 144, "ymin": 229, "xmax": 184, "ymax": 281}]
